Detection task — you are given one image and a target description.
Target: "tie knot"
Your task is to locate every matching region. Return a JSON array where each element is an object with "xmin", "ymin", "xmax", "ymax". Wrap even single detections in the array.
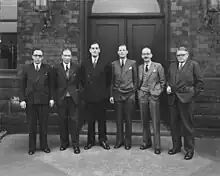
[{"xmin": 66, "ymin": 65, "xmax": 69, "ymax": 71}]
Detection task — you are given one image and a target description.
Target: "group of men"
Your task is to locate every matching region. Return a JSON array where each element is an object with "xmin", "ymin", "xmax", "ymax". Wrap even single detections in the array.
[{"xmin": 19, "ymin": 42, "xmax": 204, "ymax": 161}]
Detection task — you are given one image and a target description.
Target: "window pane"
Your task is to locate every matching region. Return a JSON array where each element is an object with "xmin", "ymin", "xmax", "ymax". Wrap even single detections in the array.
[{"xmin": 0, "ymin": 33, "xmax": 17, "ymax": 69}]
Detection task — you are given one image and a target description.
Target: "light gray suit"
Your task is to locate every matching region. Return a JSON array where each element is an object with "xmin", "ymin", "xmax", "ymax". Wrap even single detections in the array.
[{"xmin": 138, "ymin": 61, "xmax": 165, "ymax": 149}]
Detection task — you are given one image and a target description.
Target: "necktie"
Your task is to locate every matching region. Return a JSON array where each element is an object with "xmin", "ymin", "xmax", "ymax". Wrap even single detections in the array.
[
  {"xmin": 179, "ymin": 63, "xmax": 183, "ymax": 70},
  {"xmin": 145, "ymin": 65, "xmax": 148, "ymax": 72},
  {"xmin": 121, "ymin": 60, "xmax": 124, "ymax": 68},
  {"xmin": 66, "ymin": 65, "xmax": 69, "ymax": 78},
  {"xmin": 93, "ymin": 58, "xmax": 97, "ymax": 68},
  {"xmin": 35, "ymin": 64, "xmax": 39, "ymax": 71}
]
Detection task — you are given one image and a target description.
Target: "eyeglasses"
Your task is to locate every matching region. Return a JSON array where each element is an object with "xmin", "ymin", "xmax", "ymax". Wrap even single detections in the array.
[
  {"xmin": 176, "ymin": 54, "xmax": 186, "ymax": 57},
  {"xmin": 63, "ymin": 55, "xmax": 71, "ymax": 57},
  {"xmin": 91, "ymin": 47, "xmax": 99, "ymax": 49},
  {"xmin": 33, "ymin": 55, "xmax": 43, "ymax": 57}
]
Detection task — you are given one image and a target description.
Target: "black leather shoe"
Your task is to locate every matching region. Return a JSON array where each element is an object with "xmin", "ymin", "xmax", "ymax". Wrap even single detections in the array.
[
  {"xmin": 140, "ymin": 143, "xmax": 152, "ymax": 150},
  {"xmin": 60, "ymin": 144, "xmax": 69, "ymax": 151},
  {"xmin": 28, "ymin": 150, "xmax": 35, "ymax": 155},
  {"xmin": 99, "ymin": 141, "xmax": 110, "ymax": 150},
  {"xmin": 184, "ymin": 152, "xmax": 194, "ymax": 160},
  {"xmin": 73, "ymin": 146, "xmax": 80, "ymax": 154},
  {"xmin": 84, "ymin": 143, "xmax": 94, "ymax": 150},
  {"xmin": 125, "ymin": 145, "xmax": 131, "ymax": 150},
  {"xmin": 114, "ymin": 143, "xmax": 123, "ymax": 149},
  {"xmin": 168, "ymin": 148, "xmax": 181, "ymax": 155},
  {"xmin": 43, "ymin": 148, "xmax": 51, "ymax": 153},
  {"xmin": 154, "ymin": 149, "xmax": 161, "ymax": 155}
]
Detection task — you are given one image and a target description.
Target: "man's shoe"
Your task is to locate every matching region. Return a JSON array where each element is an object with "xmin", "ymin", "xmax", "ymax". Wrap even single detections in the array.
[
  {"xmin": 84, "ymin": 143, "xmax": 94, "ymax": 150},
  {"xmin": 60, "ymin": 144, "xmax": 69, "ymax": 151},
  {"xmin": 73, "ymin": 146, "xmax": 80, "ymax": 154},
  {"xmin": 43, "ymin": 148, "xmax": 50, "ymax": 153},
  {"xmin": 114, "ymin": 143, "xmax": 123, "ymax": 149},
  {"xmin": 125, "ymin": 145, "xmax": 131, "ymax": 150},
  {"xmin": 154, "ymin": 149, "xmax": 161, "ymax": 155},
  {"xmin": 140, "ymin": 143, "xmax": 152, "ymax": 150},
  {"xmin": 184, "ymin": 152, "xmax": 194, "ymax": 160},
  {"xmin": 28, "ymin": 150, "xmax": 35, "ymax": 155},
  {"xmin": 99, "ymin": 141, "xmax": 110, "ymax": 150},
  {"xmin": 168, "ymin": 148, "xmax": 181, "ymax": 155}
]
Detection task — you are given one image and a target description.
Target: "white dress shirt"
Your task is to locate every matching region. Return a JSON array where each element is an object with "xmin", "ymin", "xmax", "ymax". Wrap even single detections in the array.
[
  {"xmin": 120, "ymin": 58, "xmax": 127, "ymax": 67},
  {"xmin": 63, "ymin": 62, "xmax": 70, "ymax": 71},
  {"xmin": 34, "ymin": 63, "xmax": 41, "ymax": 70},
  {"xmin": 144, "ymin": 60, "xmax": 152, "ymax": 72},
  {"xmin": 92, "ymin": 56, "xmax": 99, "ymax": 64}
]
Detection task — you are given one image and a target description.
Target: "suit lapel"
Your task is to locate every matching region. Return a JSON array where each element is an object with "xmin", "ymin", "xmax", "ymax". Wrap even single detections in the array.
[
  {"xmin": 176, "ymin": 60, "xmax": 189, "ymax": 83},
  {"xmin": 121, "ymin": 59, "xmax": 131, "ymax": 78},
  {"xmin": 59, "ymin": 63, "xmax": 68, "ymax": 80},
  {"xmin": 138, "ymin": 64, "xmax": 144, "ymax": 85},
  {"xmin": 144, "ymin": 62, "xmax": 155, "ymax": 82}
]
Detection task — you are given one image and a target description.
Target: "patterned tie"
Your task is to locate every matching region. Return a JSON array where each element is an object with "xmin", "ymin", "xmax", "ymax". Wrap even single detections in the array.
[
  {"xmin": 179, "ymin": 63, "xmax": 183, "ymax": 70},
  {"xmin": 35, "ymin": 64, "xmax": 39, "ymax": 71},
  {"xmin": 66, "ymin": 65, "xmax": 69, "ymax": 78}
]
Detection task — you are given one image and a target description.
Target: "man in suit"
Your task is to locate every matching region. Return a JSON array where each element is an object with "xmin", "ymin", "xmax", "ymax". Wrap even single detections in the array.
[
  {"xmin": 110, "ymin": 44, "xmax": 138, "ymax": 150},
  {"xmin": 138, "ymin": 47, "xmax": 165, "ymax": 154},
  {"xmin": 81, "ymin": 42, "xmax": 110, "ymax": 150},
  {"xmin": 52, "ymin": 48, "xmax": 81, "ymax": 154},
  {"xmin": 166, "ymin": 46, "xmax": 204, "ymax": 160},
  {"xmin": 20, "ymin": 48, "xmax": 54, "ymax": 155}
]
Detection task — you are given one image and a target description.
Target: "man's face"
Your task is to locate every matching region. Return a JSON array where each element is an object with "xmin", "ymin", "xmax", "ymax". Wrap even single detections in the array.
[
  {"xmin": 141, "ymin": 48, "xmax": 152, "ymax": 63},
  {"xmin": 118, "ymin": 45, "xmax": 128, "ymax": 59},
  {"xmin": 62, "ymin": 50, "xmax": 72, "ymax": 64},
  {"xmin": 32, "ymin": 50, "xmax": 43, "ymax": 64},
  {"xmin": 176, "ymin": 51, "xmax": 188, "ymax": 63},
  {"xmin": 89, "ymin": 43, "xmax": 100, "ymax": 57}
]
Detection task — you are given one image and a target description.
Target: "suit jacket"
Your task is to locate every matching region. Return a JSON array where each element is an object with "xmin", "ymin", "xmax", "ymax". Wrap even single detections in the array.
[
  {"xmin": 81, "ymin": 57, "xmax": 111, "ymax": 103},
  {"xmin": 138, "ymin": 61, "xmax": 165, "ymax": 99},
  {"xmin": 53, "ymin": 62, "xmax": 81, "ymax": 105},
  {"xmin": 111, "ymin": 59, "xmax": 138, "ymax": 101},
  {"xmin": 167, "ymin": 59, "xmax": 204, "ymax": 104},
  {"xmin": 20, "ymin": 63, "xmax": 53, "ymax": 105}
]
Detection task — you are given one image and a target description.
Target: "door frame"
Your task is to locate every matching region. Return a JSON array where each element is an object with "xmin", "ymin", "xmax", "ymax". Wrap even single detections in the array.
[{"xmin": 79, "ymin": 0, "xmax": 171, "ymax": 65}]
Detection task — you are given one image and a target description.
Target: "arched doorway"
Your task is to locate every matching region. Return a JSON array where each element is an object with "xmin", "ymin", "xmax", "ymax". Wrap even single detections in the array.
[{"xmin": 84, "ymin": 0, "xmax": 169, "ymax": 124}]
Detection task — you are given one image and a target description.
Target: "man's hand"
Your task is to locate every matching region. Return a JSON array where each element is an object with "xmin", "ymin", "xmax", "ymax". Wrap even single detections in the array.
[
  {"xmin": 20, "ymin": 101, "xmax": 26, "ymax": 109},
  {"xmin": 109, "ymin": 97, "xmax": 114, "ymax": 104},
  {"xmin": 49, "ymin": 100, "xmax": 55, "ymax": 107},
  {"xmin": 166, "ymin": 86, "xmax": 172, "ymax": 94}
]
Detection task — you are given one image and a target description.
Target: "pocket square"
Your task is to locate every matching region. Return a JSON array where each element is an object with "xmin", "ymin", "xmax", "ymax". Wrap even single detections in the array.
[
  {"xmin": 153, "ymin": 69, "xmax": 157, "ymax": 72},
  {"xmin": 129, "ymin": 66, "xmax": 132, "ymax": 70}
]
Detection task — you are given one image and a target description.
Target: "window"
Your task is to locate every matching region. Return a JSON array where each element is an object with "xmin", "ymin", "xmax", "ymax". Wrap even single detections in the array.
[{"xmin": 0, "ymin": 0, "xmax": 17, "ymax": 69}]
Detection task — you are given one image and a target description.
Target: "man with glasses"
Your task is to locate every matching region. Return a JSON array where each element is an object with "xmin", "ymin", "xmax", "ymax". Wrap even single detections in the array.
[
  {"xmin": 52, "ymin": 48, "xmax": 82, "ymax": 154},
  {"xmin": 20, "ymin": 48, "xmax": 54, "ymax": 155},
  {"xmin": 166, "ymin": 46, "xmax": 204, "ymax": 160},
  {"xmin": 137, "ymin": 47, "xmax": 165, "ymax": 154},
  {"xmin": 81, "ymin": 42, "xmax": 111, "ymax": 150},
  {"xmin": 110, "ymin": 44, "xmax": 138, "ymax": 150}
]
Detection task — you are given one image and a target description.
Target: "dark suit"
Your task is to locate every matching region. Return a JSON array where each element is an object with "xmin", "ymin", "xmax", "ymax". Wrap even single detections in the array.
[
  {"xmin": 138, "ymin": 62, "xmax": 165, "ymax": 149},
  {"xmin": 53, "ymin": 62, "xmax": 81, "ymax": 147},
  {"xmin": 111, "ymin": 59, "xmax": 138, "ymax": 146},
  {"xmin": 81, "ymin": 57, "xmax": 111, "ymax": 143},
  {"xmin": 20, "ymin": 63, "xmax": 53, "ymax": 151},
  {"xmin": 167, "ymin": 59, "xmax": 204, "ymax": 152}
]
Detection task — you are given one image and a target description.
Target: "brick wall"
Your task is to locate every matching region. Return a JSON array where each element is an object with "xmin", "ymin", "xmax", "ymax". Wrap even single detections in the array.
[
  {"xmin": 170, "ymin": 0, "xmax": 220, "ymax": 77},
  {"xmin": 17, "ymin": 0, "xmax": 80, "ymax": 66}
]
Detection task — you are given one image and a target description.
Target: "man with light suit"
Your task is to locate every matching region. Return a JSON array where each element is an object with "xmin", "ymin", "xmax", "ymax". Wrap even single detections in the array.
[
  {"xmin": 138, "ymin": 47, "xmax": 165, "ymax": 154},
  {"xmin": 110, "ymin": 44, "xmax": 138, "ymax": 150}
]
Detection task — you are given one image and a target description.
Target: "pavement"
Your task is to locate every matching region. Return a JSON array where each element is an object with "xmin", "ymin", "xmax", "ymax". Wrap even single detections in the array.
[{"xmin": 0, "ymin": 134, "xmax": 220, "ymax": 176}]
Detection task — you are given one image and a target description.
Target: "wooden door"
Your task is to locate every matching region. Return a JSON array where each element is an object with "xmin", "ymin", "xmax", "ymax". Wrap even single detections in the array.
[{"xmin": 89, "ymin": 17, "xmax": 167, "ymax": 121}]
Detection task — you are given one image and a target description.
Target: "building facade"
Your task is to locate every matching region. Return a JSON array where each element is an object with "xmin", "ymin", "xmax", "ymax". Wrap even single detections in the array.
[{"xmin": 0, "ymin": 0, "xmax": 220, "ymax": 136}]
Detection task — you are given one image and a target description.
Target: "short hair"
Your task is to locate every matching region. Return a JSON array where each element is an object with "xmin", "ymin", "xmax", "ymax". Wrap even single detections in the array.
[
  {"xmin": 118, "ymin": 44, "xmax": 127, "ymax": 50},
  {"xmin": 90, "ymin": 42, "xmax": 99, "ymax": 48},
  {"xmin": 32, "ymin": 48, "xmax": 43, "ymax": 55},
  {"xmin": 61, "ymin": 48, "xmax": 72, "ymax": 55},
  {"xmin": 176, "ymin": 46, "xmax": 188, "ymax": 53}
]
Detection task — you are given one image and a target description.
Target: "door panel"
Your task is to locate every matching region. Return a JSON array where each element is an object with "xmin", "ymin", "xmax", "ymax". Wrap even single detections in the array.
[{"xmin": 91, "ymin": 19, "xmax": 125, "ymax": 63}]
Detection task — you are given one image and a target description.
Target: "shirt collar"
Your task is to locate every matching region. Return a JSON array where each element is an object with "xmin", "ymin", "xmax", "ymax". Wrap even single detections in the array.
[
  {"xmin": 144, "ymin": 60, "xmax": 152, "ymax": 68},
  {"xmin": 34, "ymin": 63, "xmax": 41, "ymax": 68},
  {"xmin": 120, "ymin": 58, "xmax": 127, "ymax": 64},
  {"xmin": 63, "ymin": 62, "xmax": 70, "ymax": 68},
  {"xmin": 92, "ymin": 56, "xmax": 99, "ymax": 61}
]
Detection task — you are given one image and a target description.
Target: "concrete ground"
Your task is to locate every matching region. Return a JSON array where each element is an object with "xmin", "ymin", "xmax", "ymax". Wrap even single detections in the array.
[{"xmin": 0, "ymin": 134, "xmax": 220, "ymax": 176}]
